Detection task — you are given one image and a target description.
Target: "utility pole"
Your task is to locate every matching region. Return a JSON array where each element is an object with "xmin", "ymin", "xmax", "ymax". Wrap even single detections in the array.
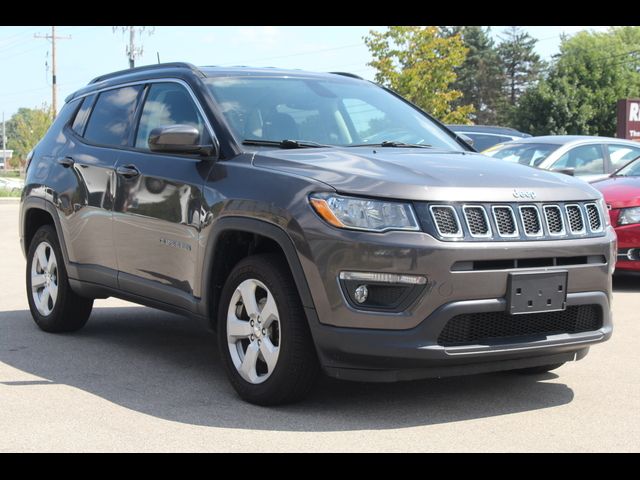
[
  {"xmin": 2, "ymin": 112, "xmax": 6, "ymax": 170},
  {"xmin": 35, "ymin": 26, "xmax": 71, "ymax": 117},
  {"xmin": 113, "ymin": 26, "xmax": 154, "ymax": 69}
]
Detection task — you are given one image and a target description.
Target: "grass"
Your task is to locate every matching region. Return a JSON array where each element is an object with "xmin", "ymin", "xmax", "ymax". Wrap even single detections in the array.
[
  {"xmin": 0, "ymin": 170, "xmax": 22, "ymax": 178},
  {"xmin": 0, "ymin": 187, "xmax": 21, "ymax": 197}
]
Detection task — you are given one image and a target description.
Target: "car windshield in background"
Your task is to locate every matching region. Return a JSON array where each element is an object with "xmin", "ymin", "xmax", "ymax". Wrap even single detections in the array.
[
  {"xmin": 205, "ymin": 76, "xmax": 464, "ymax": 151},
  {"xmin": 615, "ymin": 157, "xmax": 640, "ymax": 176},
  {"xmin": 483, "ymin": 142, "xmax": 560, "ymax": 167}
]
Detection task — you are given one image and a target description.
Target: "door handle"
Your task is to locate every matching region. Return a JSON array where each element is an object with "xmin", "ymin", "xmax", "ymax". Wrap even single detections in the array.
[
  {"xmin": 57, "ymin": 156, "xmax": 75, "ymax": 168},
  {"xmin": 116, "ymin": 164, "xmax": 140, "ymax": 178}
]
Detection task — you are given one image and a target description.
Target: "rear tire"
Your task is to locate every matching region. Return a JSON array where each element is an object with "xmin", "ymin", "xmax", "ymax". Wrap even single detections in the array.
[
  {"xmin": 26, "ymin": 225, "xmax": 93, "ymax": 333},
  {"xmin": 511, "ymin": 363, "xmax": 565, "ymax": 375},
  {"xmin": 217, "ymin": 253, "xmax": 320, "ymax": 405}
]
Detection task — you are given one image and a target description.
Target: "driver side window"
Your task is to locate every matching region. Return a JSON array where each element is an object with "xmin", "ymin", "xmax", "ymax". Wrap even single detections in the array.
[
  {"xmin": 553, "ymin": 144, "xmax": 605, "ymax": 175},
  {"xmin": 135, "ymin": 82, "xmax": 209, "ymax": 150}
]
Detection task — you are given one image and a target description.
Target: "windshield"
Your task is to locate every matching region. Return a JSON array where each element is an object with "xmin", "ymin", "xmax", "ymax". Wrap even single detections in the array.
[
  {"xmin": 615, "ymin": 156, "xmax": 640, "ymax": 176},
  {"xmin": 483, "ymin": 142, "xmax": 560, "ymax": 167},
  {"xmin": 204, "ymin": 76, "xmax": 464, "ymax": 150}
]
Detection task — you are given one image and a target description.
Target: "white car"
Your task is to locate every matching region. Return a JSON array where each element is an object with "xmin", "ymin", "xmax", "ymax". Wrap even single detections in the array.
[{"xmin": 482, "ymin": 135, "xmax": 640, "ymax": 183}]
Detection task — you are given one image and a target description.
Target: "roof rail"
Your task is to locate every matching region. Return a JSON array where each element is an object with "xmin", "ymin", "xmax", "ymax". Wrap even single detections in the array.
[
  {"xmin": 329, "ymin": 71, "xmax": 364, "ymax": 80},
  {"xmin": 89, "ymin": 62, "xmax": 202, "ymax": 84}
]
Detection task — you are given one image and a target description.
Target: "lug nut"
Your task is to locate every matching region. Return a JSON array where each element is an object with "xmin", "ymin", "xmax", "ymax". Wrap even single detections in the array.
[
  {"xmin": 250, "ymin": 334, "xmax": 254, "ymax": 341},
  {"xmin": 250, "ymin": 320, "xmax": 254, "ymax": 327},
  {"xmin": 262, "ymin": 328, "xmax": 266, "ymax": 335},
  {"xmin": 257, "ymin": 340, "xmax": 261, "ymax": 346}
]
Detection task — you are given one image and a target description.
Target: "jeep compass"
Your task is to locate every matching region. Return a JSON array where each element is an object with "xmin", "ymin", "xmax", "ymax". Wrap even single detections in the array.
[{"xmin": 20, "ymin": 63, "xmax": 615, "ymax": 405}]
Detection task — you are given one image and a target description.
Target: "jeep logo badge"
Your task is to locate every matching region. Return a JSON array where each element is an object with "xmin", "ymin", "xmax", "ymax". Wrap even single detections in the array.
[{"xmin": 513, "ymin": 189, "xmax": 536, "ymax": 200}]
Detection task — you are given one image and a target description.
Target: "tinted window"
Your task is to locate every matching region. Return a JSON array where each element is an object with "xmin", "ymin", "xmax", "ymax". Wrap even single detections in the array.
[
  {"xmin": 71, "ymin": 94, "xmax": 96, "ymax": 135},
  {"xmin": 484, "ymin": 142, "xmax": 559, "ymax": 166},
  {"xmin": 84, "ymin": 86, "xmax": 142, "ymax": 146},
  {"xmin": 135, "ymin": 83, "xmax": 208, "ymax": 149},
  {"xmin": 553, "ymin": 144, "xmax": 605, "ymax": 175},
  {"xmin": 607, "ymin": 143, "xmax": 640, "ymax": 170},
  {"xmin": 206, "ymin": 77, "xmax": 463, "ymax": 150},
  {"xmin": 463, "ymin": 133, "xmax": 512, "ymax": 152}
]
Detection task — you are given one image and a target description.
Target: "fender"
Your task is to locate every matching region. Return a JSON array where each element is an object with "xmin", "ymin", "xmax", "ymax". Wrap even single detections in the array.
[
  {"xmin": 20, "ymin": 197, "xmax": 72, "ymax": 269},
  {"xmin": 199, "ymin": 216, "xmax": 316, "ymax": 319}
]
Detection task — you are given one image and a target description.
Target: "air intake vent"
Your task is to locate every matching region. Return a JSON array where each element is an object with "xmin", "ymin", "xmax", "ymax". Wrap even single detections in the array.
[
  {"xmin": 519, "ymin": 206, "xmax": 542, "ymax": 236},
  {"xmin": 585, "ymin": 203, "xmax": 602, "ymax": 232},
  {"xmin": 430, "ymin": 206, "xmax": 461, "ymax": 237},
  {"xmin": 544, "ymin": 205, "xmax": 565, "ymax": 234},
  {"xmin": 565, "ymin": 205, "xmax": 585, "ymax": 234},
  {"xmin": 463, "ymin": 206, "xmax": 490, "ymax": 237},
  {"xmin": 492, "ymin": 207, "xmax": 517, "ymax": 237}
]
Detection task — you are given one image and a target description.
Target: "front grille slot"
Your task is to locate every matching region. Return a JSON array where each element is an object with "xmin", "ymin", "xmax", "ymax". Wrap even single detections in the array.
[
  {"xmin": 519, "ymin": 206, "xmax": 542, "ymax": 236},
  {"xmin": 437, "ymin": 305, "xmax": 602, "ymax": 346},
  {"xmin": 463, "ymin": 206, "xmax": 490, "ymax": 237},
  {"xmin": 492, "ymin": 206, "xmax": 518, "ymax": 237},
  {"xmin": 430, "ymin": 205, "xmax": 461, "ymax": 237},
  {"xmin": 544, "ymin": 205, "xmax": 565, "ymax": 235},
  {"xmin": 585, "ymin": 203, "xmax": 602, "ymax": 232},
  {"xmin": 565, "ymin": 204, "xmax": 585, "ymax": 234},
  {"xmin": 450, "ymin": 255, "xmax": 603, "ymax": 271}
]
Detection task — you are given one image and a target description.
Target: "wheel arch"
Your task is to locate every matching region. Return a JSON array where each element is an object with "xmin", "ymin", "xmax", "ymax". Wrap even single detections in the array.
[
  {"xmin": 200, "ymin": 217, "xmax": 315, "ymax": 328},
  {"xmin": 21, "ymin": 198, "xmax": 71, "ymax": 268}
]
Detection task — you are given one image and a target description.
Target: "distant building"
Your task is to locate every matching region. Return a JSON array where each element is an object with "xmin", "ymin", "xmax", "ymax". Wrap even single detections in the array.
[{"xmin": 1, "ymin": 150, "xmax": 14, "ymax": 168}]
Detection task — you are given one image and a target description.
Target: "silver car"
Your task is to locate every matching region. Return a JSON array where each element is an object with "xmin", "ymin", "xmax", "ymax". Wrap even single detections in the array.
[{"xmin": 483, "ymin": 135, "xmax": 640, "ymax": 183}]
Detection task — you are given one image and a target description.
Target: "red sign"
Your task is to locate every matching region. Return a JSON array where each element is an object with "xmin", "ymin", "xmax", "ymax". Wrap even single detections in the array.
[{"xmin": 617, "ymin": 99, "xmax": 640, "ymax": 141}]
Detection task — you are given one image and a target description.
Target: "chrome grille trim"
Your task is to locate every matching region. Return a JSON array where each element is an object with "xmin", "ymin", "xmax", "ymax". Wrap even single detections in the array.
[
  {"xmin": 518, "ymin": 205, "xmax": 543, "ymax": 237},
  {"xmin": 429, "ymin": 205, "xmax": 463, "ymax": 238},
  {"xmin": 585, "ymin": 203, "xmax": 603, "ymax": 233},
  {"xmin": 462, "ymin": 205, "xmax": 492, "ymax": 238},
  {"xmin": 491, "ymin": 206, "xmax": 519, "ymax": 238},
  {"xmin": 543, "ymin": 205, "xmax": 566, "ymax": 236},
  {"xmin": 565, "ymin": 204, "xmax": 586, "ymax": 234}
]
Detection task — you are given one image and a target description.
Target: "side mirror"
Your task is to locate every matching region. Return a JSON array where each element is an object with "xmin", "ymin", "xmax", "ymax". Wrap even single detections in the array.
[
  {"xmin": 148, "ymin": 124, "xmax": 215, "ymax": 157},
  {"xmin": 457, "ymin": 133, "xmax": 475, "ymax": 148},
  {"xmin": 552, "ymin": 167, "xmax": 576, "ymax": 177}
]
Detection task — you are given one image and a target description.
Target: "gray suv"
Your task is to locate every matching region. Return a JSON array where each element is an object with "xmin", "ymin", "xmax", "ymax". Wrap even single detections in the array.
[{"xmin": 20, "ymin": 63, "xmax": 615, "ymax": 405}]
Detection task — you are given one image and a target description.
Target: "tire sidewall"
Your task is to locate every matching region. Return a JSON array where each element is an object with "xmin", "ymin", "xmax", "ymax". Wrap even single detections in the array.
[
  {"xmin": 26, "ymin": 226, "xmax": 70, "ymax": 329},
  {"xmin": 217, "ymin": 258, "xmax": 303, "ymax": 399}
]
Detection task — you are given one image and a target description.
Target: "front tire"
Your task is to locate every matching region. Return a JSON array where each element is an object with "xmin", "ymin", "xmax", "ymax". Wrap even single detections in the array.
[
  {"xmin": 26, "ymin": 225, "xmax": 93, "ymax": 333},
  {"xmin": 218, "ymin": 254, "xmax": 320, "ymax": 405}
]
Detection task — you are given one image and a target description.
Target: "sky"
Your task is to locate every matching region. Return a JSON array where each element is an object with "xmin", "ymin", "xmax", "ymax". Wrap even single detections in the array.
[{"xmin": 0, "ymin": 25, "xmax": 613, "ymax": 120}]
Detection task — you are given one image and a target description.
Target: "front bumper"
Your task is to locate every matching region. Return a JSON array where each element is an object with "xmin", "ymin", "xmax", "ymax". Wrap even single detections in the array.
[
  {"xmin": 614, "ymin": 223, "xmax": 640, "ymax": 272},
  {"xmin": 299, "ymin": 222, "xmax": 615, "ymax": 381}
]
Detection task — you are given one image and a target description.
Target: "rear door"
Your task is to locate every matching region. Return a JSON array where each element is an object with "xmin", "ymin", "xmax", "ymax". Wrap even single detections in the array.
[
  {"xmin": 112, "ymin": 81, "xmax": 215, "ymax": 307},
  {"xmin": 64, "ymin": 85, "xmax": 143, "ymax": 283}
]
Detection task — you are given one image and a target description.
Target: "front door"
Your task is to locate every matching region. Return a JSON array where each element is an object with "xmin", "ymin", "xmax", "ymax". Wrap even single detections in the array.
[{"xmin": 112, "ymin": 81, "xmax": 214, "ymax": 306}]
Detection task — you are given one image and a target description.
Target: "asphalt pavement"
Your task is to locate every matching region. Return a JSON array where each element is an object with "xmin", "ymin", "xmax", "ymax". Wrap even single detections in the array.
[{"xmin": 0, "ymin": 201, "xmax": 638, "ymax": 452}]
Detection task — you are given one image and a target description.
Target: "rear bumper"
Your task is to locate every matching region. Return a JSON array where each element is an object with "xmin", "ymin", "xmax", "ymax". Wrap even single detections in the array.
[{"xmin": 308, "ymin": 291, "xmax": 611, "ymax": 382}]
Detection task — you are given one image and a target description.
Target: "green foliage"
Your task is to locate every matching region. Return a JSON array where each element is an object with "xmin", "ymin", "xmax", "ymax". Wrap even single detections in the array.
[
  {"xmin": 364, "ymin": 26, "xmax": 474, "ymax": 124},
  {"xmin": 0, "ymin": 187, "xmax": 21, "ymax": 197},
  {"xmin": 498, "ymin": 26, "xmax": 545, "ymax": 109},
  {"xmin": 512, "ymin": 27, "xmax": 640, "ymax": 136},
  {"xmin": 449, "ymin": 26, "xmax": 505, "ymax": 125},
  {"xmin": 6, "ymin": 104, "xmax": 53, "ymax": 168}
]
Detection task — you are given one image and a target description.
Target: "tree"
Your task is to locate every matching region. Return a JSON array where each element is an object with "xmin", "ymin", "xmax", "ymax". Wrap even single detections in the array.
[
  {"xmin": 364, "ymin": 26, "xmax": 474, "ymax": 123},
  {"xmin": 6, "ymin": 104, "xmax": 53, "ymax": 168},
  {"xmin": 448, "ymin": 26, "xmax": 504, "ymax": 125},
  {"xmin": 498, "ymin": 26, "xmax": 544, "ymax": 107},
  {"xmin": 512, "ymin": 27, "xmax": 640, "ymax": 136}
]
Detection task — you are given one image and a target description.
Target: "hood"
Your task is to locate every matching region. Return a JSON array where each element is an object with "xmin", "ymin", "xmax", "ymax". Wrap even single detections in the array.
[
  {"xmin": 253, "ymin": 147, "xmax": 601, "ymax": 202},
  {"xmin": 592, "ymin": 175, "xmax": 640, "ymax": 209}
]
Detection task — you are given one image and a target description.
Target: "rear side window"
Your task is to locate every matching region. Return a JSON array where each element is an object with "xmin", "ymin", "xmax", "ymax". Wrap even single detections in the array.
[
  {"xmin": 84, "ymin": 86, "xmax": 142, "ymax": 146},
  {"xmin": 71, "ymin": 94, "xmax": 96, "ymax": 135},
  {"xmin": 607, "ymin": 144, "xmax": 640, "ymax": 170},
  {"xmin": 553, "ymin": 144, "xmax": 605, "ymax": 175}
]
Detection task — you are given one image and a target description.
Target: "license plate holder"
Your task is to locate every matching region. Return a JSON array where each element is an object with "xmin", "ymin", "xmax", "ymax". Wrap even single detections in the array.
[{"xmin": 507, "ymin": 271, "xmax": 568, "ymax": 315}]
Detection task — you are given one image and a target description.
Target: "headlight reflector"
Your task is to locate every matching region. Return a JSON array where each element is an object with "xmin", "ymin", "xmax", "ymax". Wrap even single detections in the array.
[
  {"xmin": 309, "ymin": 193, "xmax": 419, "ymax": 232},
  {"xmin": 619, "ymin": 206, "xmax": 640, "ymax": 226}
]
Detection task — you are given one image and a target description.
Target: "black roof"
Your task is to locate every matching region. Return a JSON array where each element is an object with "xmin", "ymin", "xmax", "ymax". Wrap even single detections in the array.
[{"xmin": 67, "ymin": 63, "xmax": 367, "ymax": 102}]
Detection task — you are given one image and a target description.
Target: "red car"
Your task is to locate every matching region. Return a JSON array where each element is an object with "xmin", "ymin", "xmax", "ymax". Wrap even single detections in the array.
[{"xmin": 592, "ymin": 157, "xmax": 640, "ymax": 273}]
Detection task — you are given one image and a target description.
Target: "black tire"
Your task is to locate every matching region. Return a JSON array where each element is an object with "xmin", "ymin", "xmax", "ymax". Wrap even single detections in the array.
[
  {"xmin": 217, "ymin": 253, "xmax": 320, "ymax": 405},
  {"xmin": 511, "ymin": 363, "xmax": 565, "ymax": 375},
  {"xmin": 26, "ymin": 225, "xmax": 93, "ymax": 333}
]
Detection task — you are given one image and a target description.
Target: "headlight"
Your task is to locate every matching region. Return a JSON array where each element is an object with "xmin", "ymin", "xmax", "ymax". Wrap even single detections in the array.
[
  {"xmin": 309, "ymin": 193, "xmax": 420, "ymax": 232},
  {"xmin": 597, "ymin": 196, "xmax": 611, "ymax": 227},
  {"xmin": 618, "ymin": 206, "xmax": 640, "ymax": 226}
]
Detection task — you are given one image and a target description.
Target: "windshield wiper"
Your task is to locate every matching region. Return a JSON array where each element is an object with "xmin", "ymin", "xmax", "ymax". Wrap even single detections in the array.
[
  {"xmin": 242, "ymin": 139, "xmax": 330, "ymax": 149},
  {"xmin": 347, "ymin": 141, "xmax": 433, "ymax": 148}
]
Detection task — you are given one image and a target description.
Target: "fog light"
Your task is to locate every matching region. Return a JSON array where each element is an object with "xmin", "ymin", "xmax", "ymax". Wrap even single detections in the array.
[
  {"xmin": 628, "ymin": 248, "xmax": 640, "ymax": 261},
  {"xmin": 354, "ymin": 285, "xmax": 369, "ymax": 304}
]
